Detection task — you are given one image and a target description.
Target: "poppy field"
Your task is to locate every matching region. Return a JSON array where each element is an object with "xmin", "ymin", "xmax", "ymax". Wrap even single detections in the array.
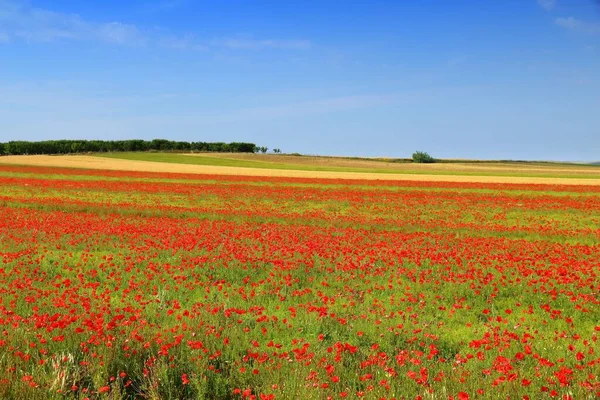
[{"xmin": 0, "ymin": 164, "xmax": 599, "ymax": 400}]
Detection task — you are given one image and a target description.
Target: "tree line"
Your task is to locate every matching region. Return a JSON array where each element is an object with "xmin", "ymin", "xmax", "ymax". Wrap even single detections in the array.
[{"xmin": 0, "ymin": 139, "xmax": 259, "ymax": 155}]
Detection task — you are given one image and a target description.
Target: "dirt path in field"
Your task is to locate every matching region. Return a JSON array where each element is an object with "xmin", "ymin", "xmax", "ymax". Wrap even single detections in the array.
[{"xmin": 2, "ymin": 155, "xmax": 600, "ymax": 185}]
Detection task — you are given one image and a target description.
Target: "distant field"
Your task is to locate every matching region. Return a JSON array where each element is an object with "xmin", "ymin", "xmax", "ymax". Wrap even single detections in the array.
[
  {"xmin": 1, "ymin": 153, "xmax": 600, "ymax": 185},
  {"xmin": 96, "ymin": 152, "xmax": 600, "ymax": 179}
]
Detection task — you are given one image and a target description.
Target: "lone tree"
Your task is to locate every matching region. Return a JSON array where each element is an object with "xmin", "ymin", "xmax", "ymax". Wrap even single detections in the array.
[{"xmin": 412, "ymin": 151, "xmax": 436, "ymax": 163}]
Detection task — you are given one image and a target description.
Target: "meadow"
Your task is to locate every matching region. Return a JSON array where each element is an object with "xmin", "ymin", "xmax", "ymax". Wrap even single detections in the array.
[
  {"xmin": 0, "ymin": 163, "xmax": 599, "ymax": 399},
  {"xmin": 96, "ymin": 152, "xmax": 600, "ymax": 180}
]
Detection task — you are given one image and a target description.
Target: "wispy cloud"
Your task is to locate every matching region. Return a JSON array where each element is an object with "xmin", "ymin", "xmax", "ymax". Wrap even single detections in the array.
[
  {"xmin": 96, "ymin": 22, "xmax": 145, "ymax": 45},
  {"xmin": 555, "ymin": 16, "xmax": 600, "ymax": 35},
  {"xmin": 0, "ymin": 0, "xmax": 144, "ymax": 45},
  {"xmin": 537, "ymin": 0, "xmax": 557, "ymax": 11},
  {"xmin": 447, "ymin": 55, "xmax": 467, "ymax": 67},
  {"xmin": 157, "ymin": 34, "xmax": 207, "ymax": 51},
  {"xmin": 0, "ymin": 0, "xmax": 311, "ymax": 50},
  {"xmin": 213, "ymin": 38, "xmax": 312, "ymax": 50},
  {"xmin": 216, "ymin": 92, "xmax": 426, "ymax": 122},
  {"xmin": 142, "ymin": 0, "xmax": 189, "ymax": 13}
]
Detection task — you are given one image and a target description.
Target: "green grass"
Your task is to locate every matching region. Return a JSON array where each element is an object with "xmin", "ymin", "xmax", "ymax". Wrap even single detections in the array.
[
  {"xmin": 95, "ymin": 152, "xmax": 409, "ymax": 174},
  {"xmin": 2, "ymin": 166, "xmax": 599, "ymax": 399},
  {"xmin": 4, "ymin": 169, "xmax": 600, "ymax": 198},
  {"xmin": 94, "ymin": 152, "xmax": 600, "ymax": 179}
]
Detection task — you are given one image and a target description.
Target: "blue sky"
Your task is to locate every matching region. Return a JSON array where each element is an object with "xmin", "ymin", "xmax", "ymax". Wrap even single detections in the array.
[{"xmin": 1, "ymin": 0, "xmax": 599, "ymax": 160}]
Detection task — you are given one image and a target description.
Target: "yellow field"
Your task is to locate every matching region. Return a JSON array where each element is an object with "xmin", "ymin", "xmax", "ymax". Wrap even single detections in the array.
[
  {"xmin": 2, "ymin": 154, "xmax": 600, "ymax": 185},
  {"xmin": 191, "ymin": 153, "xmax": 600, "ymax": 177}
]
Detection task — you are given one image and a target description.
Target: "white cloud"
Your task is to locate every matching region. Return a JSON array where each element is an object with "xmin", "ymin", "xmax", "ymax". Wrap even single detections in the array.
[
  {"xmin": 447, "ymin": 55, "xmax": 467, "ymax": 67},
  {"xmin": 537, "ymin": 0, "xmax": 556, "ymax": 11},
  {"xmin": 214, "ymin": 38, "xmax": 312, "ymax": 50},
  {"xmin": 157, "ymin": 35, "xmax": 311, "ymax": 52},
  {"xmin": 0, "ymin": 0, "xmax": 311, "ymax": 51},
  {"xmin": 0, "ymin": 81, "xmax": 420, "ymax": 123},
  {"xmin": 157, "ymin": 34, "xmax": 208, "ymax": 51},
  {"xmin": 0, "ymin": 0, "xmax": 144, "ymax": 45},
  {"xmin": 555, "ymin": 17, "xmax": 600, "ymax": 35},
  {"xmin": 143, "ymin": 0, "xmax": 189, "ymax": 12},
  {"xmin": 96, "ymin": 22, "xmax": 145, "ymax": 45},
  {"xmin": 211, "ymin": 92, "xmax": 426, "ymax": 122}
]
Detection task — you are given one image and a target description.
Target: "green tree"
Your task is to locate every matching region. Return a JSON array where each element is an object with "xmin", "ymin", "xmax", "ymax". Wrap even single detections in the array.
[
  {"xmin": 412, "ymin": 151, "xmax": 436, "ymax": 163},
  {"xmin": 0, "ymin": 139, "xmax": 260, "ymax": 155}
]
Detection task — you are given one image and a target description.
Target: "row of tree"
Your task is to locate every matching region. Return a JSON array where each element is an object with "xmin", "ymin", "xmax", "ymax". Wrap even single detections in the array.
[
  {"xmin": 256, "ymin": 146, "xmax": 282, "ymax": 154},
  {"xmin": 0, "ymin": 139, "xmax": 260, "ymax": 155}
]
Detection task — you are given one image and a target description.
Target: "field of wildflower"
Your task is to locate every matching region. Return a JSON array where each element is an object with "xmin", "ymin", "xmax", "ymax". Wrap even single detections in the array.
[{"xmin": 0, "ymin": 164, "xmax": 599, "ymax": 399}]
